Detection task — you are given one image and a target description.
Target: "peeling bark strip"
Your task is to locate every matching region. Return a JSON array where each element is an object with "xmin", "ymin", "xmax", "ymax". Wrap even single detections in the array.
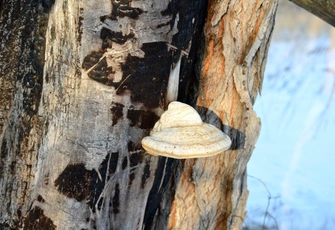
[{"xmin": 168, "ymin": 0, "xmax": 278, "ymax": 229}]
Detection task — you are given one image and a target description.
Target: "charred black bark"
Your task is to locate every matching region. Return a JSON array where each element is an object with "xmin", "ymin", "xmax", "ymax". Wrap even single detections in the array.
[{"xmin": 0, "ymin": 1, "xmax": 52, "ymax": 228}]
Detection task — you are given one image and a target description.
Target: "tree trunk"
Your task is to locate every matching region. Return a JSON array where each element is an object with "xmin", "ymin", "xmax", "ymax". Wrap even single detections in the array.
[
  {"xmin": 168, "ymin": 1, "xmax": 277, "ymax": 229},
  {"xmin": 0, "ymin": 0, "xmax": 277, "ymax": 229}
]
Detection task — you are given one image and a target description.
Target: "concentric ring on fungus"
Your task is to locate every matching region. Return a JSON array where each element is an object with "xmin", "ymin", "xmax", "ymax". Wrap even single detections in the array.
[{"xmin": 141, "ymin": 101, "xmax": 231, "ymax": 159}]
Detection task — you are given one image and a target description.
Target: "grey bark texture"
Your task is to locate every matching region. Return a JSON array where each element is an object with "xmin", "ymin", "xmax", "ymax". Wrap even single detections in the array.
[{"xmin": 0, "ymin": 0, "xmax": 277, "ymax": 229}]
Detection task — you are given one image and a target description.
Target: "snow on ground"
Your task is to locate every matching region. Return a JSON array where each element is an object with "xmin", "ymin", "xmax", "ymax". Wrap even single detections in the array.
[{"xmin": 246, "ymin": 1, "xmax": 335, "ymax": 229}]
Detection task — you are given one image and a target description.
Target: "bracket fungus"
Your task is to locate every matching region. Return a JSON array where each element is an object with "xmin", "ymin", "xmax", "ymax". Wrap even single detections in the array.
[{"xmin": 141, "ymin": 101, "xmax": 231, "ymax": 159}]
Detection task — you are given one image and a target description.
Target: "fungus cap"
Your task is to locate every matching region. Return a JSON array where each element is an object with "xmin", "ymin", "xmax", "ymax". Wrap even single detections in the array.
[
  {"xmin": 141, "ymin": 101, "xmax": 231, "ymax": 159},
  {"xmin": 151, "ymin": 101, "xmax": 203, "ymax": 133}
]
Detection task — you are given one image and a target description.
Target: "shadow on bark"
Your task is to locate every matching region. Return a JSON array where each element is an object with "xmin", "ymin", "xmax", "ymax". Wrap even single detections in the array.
[{"xmin": 197, "ymin": 106, "xmax": 245, "ymax": 150}]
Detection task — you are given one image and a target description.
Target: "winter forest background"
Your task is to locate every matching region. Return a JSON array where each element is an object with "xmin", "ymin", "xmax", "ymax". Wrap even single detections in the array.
[{"xmin": 246, "ymin": 1, "xmax": 335, "ymax": 229}]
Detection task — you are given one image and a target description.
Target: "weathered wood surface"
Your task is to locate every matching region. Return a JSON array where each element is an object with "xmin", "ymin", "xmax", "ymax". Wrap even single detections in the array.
[
  {"xmin": 0, "ymin": 0, "xmax": 206, "ymax": 229},
  {"xmin": 289, "ymin": 0, "xmax": 335, "ymax": 27},
  {"xmin": 0, "ymin": 1, "xmax": 50, "ymax": 229},
  {"xmin": 168, "ymin": 1, "xmax": 278, "ymax": 229},
  {"xmin": 0, "ymin": 0, "xmax": 277, "ymax": 229}
]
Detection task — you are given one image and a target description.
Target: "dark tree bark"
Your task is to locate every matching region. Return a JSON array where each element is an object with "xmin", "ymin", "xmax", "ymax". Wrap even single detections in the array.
[{"xmin": 0, "ymin": 0, "xmax": 277, "ymax": 229}]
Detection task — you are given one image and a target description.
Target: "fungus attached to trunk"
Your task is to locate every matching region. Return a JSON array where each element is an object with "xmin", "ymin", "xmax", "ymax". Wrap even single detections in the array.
[{"xmin": 141, "ymin": 101, "xmax": 231, "ymax": 159}]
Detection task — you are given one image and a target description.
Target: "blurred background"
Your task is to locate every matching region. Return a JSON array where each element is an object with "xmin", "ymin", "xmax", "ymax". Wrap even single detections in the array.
[{"xmin": 246, "ymin": 1, "xmax": 335, "ymax": 229}]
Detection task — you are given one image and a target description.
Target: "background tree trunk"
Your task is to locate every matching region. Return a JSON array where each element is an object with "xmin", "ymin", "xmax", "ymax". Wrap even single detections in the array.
[{"xmin": 0, "ymin": 0, "xmax": 277, "ymax": 229}]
